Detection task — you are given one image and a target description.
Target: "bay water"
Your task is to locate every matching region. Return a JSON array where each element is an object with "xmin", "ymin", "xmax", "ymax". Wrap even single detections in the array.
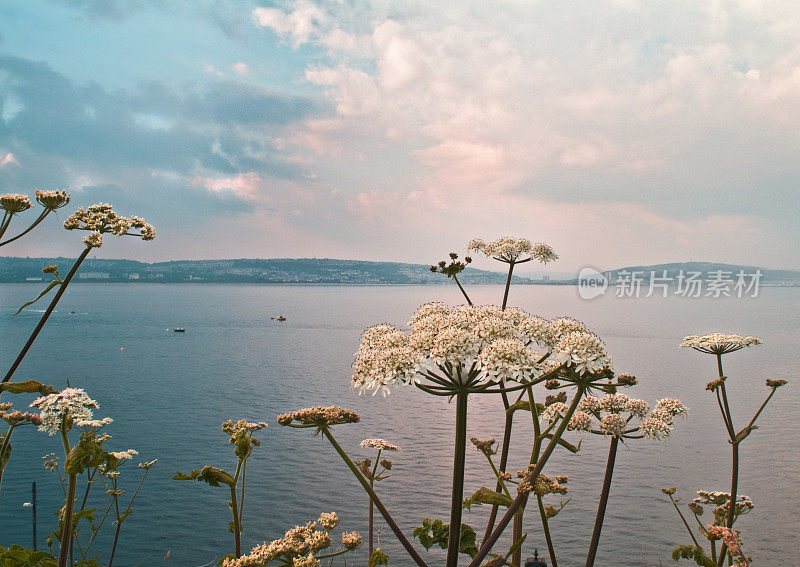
[{"xmin": 1, "ymin": 283, "xmax": 797, "ymax": 566}]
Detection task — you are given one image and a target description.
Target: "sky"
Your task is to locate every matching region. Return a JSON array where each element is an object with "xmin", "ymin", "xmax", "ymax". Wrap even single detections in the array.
[{"xmin": 1, "ymin": 0, "xmax": 799, "ymax": 272}]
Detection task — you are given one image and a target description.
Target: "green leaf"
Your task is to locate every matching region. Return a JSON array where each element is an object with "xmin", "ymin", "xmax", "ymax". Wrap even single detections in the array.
[
  {"xmin": 370, "ymin": 548, "xmax": 389, "ymax": 566},
  {"xmin": 0, "ymin": 381, "xmax": 57, "ymax": 395},
  {"xmin": 463, "ymin": 487, "xmax": 513, "ymax": 510},
  {"xmin": 14, "ymin": 280, "xmax": 62, "ymax": 316},
  {"xmin": 173, "ymin": 466, "xmax": 234, "ymax": 487},
  {"xmin": 671, "ymin": 545, "xmax": 715, "ymax": 567},
  {"xmin": 459, "ymin": 524, "xmax": 478, "ymax": 558},
  {"xmin": 0, "ymin": 545, "xmax": 58, "ymax": 567},
  {"xmin": 504, "ymin": 533, "xmax": 527, "ymax": 560}
]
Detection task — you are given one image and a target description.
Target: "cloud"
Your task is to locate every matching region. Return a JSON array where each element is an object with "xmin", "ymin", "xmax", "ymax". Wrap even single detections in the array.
[
  {"xmin": 231, "ymin": 62, "xmax": 249, "ymax": 76},
  {"xmin": 0, "ymin": 152, "xmax": 17, "ymax": 167}
]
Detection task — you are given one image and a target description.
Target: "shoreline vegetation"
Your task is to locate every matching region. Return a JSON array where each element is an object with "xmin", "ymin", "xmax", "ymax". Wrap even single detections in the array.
[
  {"xmin": 2, "ymin": 257, "xmax": 799, "ymax": 286},
  {"xmin": 0, "ymin": 194, "xmax": 790, "ymax": 567}
]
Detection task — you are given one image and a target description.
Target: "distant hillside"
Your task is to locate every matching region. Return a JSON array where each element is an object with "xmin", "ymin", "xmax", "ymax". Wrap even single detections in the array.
[
  {"xmin": 590, "ymin": 262, "xmax": 800, "ymax": 285},
  {"xmin": 0, "ymin": 257, "xmax": 543, "ymax": 285}
]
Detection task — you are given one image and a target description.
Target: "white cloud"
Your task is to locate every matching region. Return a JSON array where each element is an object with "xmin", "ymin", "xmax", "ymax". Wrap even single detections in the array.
[
  {"xmin": 231, "ymin": 62, "xmax": 249, "ymax": 76},
  {"xmin": 0, "ymin": 152, "xmax": 18, "ymax": 167},
  {"xmin": 251, "ymin": 1, "xmax": 800, "ymax": 268}
]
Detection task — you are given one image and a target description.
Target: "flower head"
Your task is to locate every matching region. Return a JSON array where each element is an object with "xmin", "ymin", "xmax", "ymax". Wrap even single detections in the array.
[
  {"xmin": 468, "ymin": 236, "xmax": 556, "ymax": 264},
  {"xmin": 277, "ymin": 406, "xmax": 360, "ymax": 427},
  {"xmin": 680, "ymin": 333, "xmax": 761, "ymax": 355},
  {"xmin": 35, "ymin": 189, "xmax": 70, "ymax": 210},
  {"xmin": 360, "ymin": 438, "xmax": 400, "ymax": 451},
  {"xmin": 30, "ymin": 388, "xmax": 99, "ymax": 435},
  {"xmin": 552, "ymin": 331, "xmax": 612, "ymax": 375},
  {"xmin": 598, "ymin": 413, "xmax": 627, "ymax": 437},
  {"xmin": 470, "ymin": 437, "xmax": 497, "ymax": 456},
  {"xmin": 0, "ymin": 193, "xmax": 32, "ymax": 213},
  {"xmin": 63, "ymin": 203, "xmax": 155, "ymax": 247}
]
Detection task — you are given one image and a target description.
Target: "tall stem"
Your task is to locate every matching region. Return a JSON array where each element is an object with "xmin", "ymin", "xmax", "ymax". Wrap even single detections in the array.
[
  {"xmin": 58, "ymin": 426, "xmax": 76, "ymax": 567},
  {"xmin": 369, "ymin": 449, "xmax": 381, "ymax": 566},
  {"xmin": 0, "ymin": 209, "xmax": 50, "ymax": 247},
  {"xmin": 453, "ymin": 274, "xmax": 473, "ymax": 306},
  {"xmin": 108, "ymin": 488, "xmax": 122, "ymax": 567},
  {"xmin": 536, "ymin": 495, "xmax": 558, "ymax": 567},
  {"xmin": 229, "ymin": 484, "xmax": 241, "ymax": 558},
  {"xmin": 0, "ymin": 424, "xmax": 15, "ymax": 492},
  {"xmin": 484, "ymin": 393, "xmax": 514, "ymax": 542},
  {"xmin": 4, "ymin": 246, "xmax": 92, "ymax": 383},
  {"xmin": 501, "ymin": 262, "xmax": 515, "ymax": 310},
  {"xmin": 469, "ymin": 388, "xmax": 584, "ymax": 567},
  {"xmin": 446, "ymin": 391, "xmax": 469, "ymax": 567},
  {"xmin": 511, "ymin": 511, "xmax": 524, "ymax": 567},
  {"xmin": 322, "ymin": 428, "xmax": 429, "ymax": 567},
  {"xmin": 585, "ymin": 437, "xmax": 619, "ymax": 567}
]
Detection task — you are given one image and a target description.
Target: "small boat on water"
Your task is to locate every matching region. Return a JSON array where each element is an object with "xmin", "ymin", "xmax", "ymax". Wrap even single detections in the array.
[
  {"xmin": 270, "ymin": 315, "xmax": 287, "ymax": 321},
  {"xmin": 173, "ymin": 327, "xmax": 186, "ymax": 333}
]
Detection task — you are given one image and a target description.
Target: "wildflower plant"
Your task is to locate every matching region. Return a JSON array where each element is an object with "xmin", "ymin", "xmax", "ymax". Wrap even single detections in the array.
[
  {"xmin": 283, "ymin": 236, "xmax": 686, "ymax": 567},
  {"xmin": 664, "ymin": 334, "xmax": 787, "ymax": 566},
  {"xmin": 358, "ymin": 439, "xmax": 400, "ymax": 566},
  {"xmin": 0, "ymin": 190, "xmax": 155, "ymax": 567},
  {"xmin": 31, "ymin": 389, "xmax": 156, "ymax": 567},
  {"xmin": 174, "ymin": 419, "xmax": 267, "ymax": 560},
  {"xmin": 221, "ymin": 512, "xmax": 362, "ymax": 567}
]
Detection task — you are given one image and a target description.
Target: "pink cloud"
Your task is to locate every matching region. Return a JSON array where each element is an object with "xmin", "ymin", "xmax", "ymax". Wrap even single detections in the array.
[
  {"xmin": 0, "ymin": 153, "xmax": 18, "ymax": 167},
  {"xmin": 190, "ymin": 172, "xmax": 262, "ymax": 198},
  {"xmin": 231, "ymin": 62, "xmax": 249, "ymax": 76}
]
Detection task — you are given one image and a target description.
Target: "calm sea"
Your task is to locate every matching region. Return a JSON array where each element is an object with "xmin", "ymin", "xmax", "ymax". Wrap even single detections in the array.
[{"xmin": 0, "ymin": 283, "xmax": 797, "ymax": 566}]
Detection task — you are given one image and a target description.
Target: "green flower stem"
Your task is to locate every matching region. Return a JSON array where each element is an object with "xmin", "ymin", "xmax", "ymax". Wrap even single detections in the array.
[
  {"xmin": 107, "ymin": 466, "xmax": 151, "ymax": 565},
  {"xmin": 229, "ymin": 483, "xmax": 242, "ymax": 558},
  {"xmin": 483, "ymin": 453, "xmax": 511, "ymax": 500},
  {"xmin": 4, "ymin": 246, "xmax": 92, "ymax": 384},
  {"xmin": 316, "ymin": 548, "xmax": 352, "ymax": 561},
  {"xmin": 321, "ymin": 427, "xmax": 429, "ymax": 567},
  {"xmin": 0, "ymin": 424, "xmax": 15, "ymax": 492},
  {"xmin": 108, "ymin": 479, "xmax": 123, "ymax": 567},
  {"xmin": 585, "ymin": 436, "xmax": 619, "ymax": 567},
  {"xmin": 446, "ymin": 389, "xmax": 469, "ymax": 567},
  {"xmin": 668, "ymin": 493, "xmax": 701, "ymax": 548},
  {"xmin": 0, "ymin": 209, "xmax": 50, "ymax": 247},
  {"xmin": 744, "ymin": 387, "xmax": 777, "ymax": 432},
  {"xmin": 501, "ymin": 261, "xmax": 516, "ymax": 310},
  {"xmin": 452, "ymin": 273, "xmax": 473, "ymax": 306},
  {"xmin": 511, "ymin": 510, "xmax": 524, "ymax": 567},
  {"xmin": 529, "ymin": 387, "xmax": 560, "ymax": 567},
  {"xmin": 239, "ymin": 458, "xmax": 247, "ymax": 523},
  {"xmin": 468, "ymin": 388, "xmax": 584, "ymax": 567},
  {"xmin": 58, "ymin": 424, "xmax": 77, "ymax": 567},
  {"xmin": 369, "ymin": 449, "xmax": 382, "ymax": 566},
  {"xmin": 536, "ymin": 495, "xmax": 558, "ymax": 567},
  {"xmin": 0, "ymin": 211, "xmax": 11, "ymax": 240}
]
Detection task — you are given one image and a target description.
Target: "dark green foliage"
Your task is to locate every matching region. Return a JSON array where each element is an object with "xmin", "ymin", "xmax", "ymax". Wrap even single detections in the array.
[
  {"xmin": 672, "ymin": 545, "xmax": 715, "ymax": 566},
  {"xmin": 412, "ymin": 519, "xmax": 478, "ymax": 558}
]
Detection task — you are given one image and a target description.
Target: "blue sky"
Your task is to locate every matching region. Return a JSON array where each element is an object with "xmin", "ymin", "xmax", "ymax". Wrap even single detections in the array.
[{"xmin": 1, "ymin": 0, "xmax": 799, "ymax": 271}]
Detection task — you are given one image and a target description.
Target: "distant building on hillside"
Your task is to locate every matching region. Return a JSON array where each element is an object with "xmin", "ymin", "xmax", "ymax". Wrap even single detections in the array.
[{"xmin": 78, "ymin": 272, "xmax": 110, "ymax": 279}]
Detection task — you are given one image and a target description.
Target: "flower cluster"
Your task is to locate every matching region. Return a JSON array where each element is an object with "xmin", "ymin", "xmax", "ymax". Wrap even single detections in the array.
[
  {"xmin": 0, "ymin": 403, "xmax": 43, "ymax": 427},
  {"xmin": 35, "ymin": 189, "xmax": 70, "ymax": 210},
  {"xmin": 277, "ymin": 406, "xmax": 360, "ymax": 427},
  {"xmin": 518, "ymin": 470, "xmax": 568, "ymax": 496},
  {"xmin": 556, "ymin": 394, "xmax": 686, "ymax": 440},
  {"xmin": 470, "ymin": 437, "xmax": 497, "ymax": 456},
  {"xmin": 29, "ymin": 388, "xmax": 99, "ymax": 435},
  {"xmin": 0, "ymin": 194, "xmax": 32, "ymax": 213},
  {"xmin": 352, "ymin": 303, "xmax": 612, "ymax": 396},
  {"xmin": 360, "ymin": 438, "xmax": 400, "ymax": 451},
  {"xmin": 680, "ymin": 333, "xmax": 761, "ymax": 355},
  {"xmin": 63, "ymin": 203, "xmax": 155, "ymax": 248},
  {"xmin": 222, "ymin": 513, "xmax": 361, "ymax": 567},
  {"xmin": 467, "ymin": 237, "xmax": 558, "ymax": 264},
  {"xmin": 705, "ymin": 526, "xmax": 749, "ymax": 565},
  {"xmin": 694, "ymin": 491, "xmax": 754, "ymax": 521}
]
